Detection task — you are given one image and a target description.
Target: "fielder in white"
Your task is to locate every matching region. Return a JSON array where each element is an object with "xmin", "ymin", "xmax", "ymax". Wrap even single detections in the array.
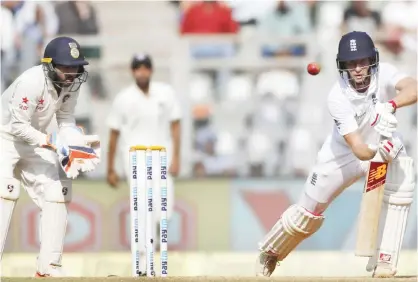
[
  {"xmin": 256, "ymin": 31, "xmax": 417, "ymax": 278},
  {"xmin": 106, "ymin": 53, "xmax": 181, "ymax": 275},
  {"xmin": 0, "ymin": 36, "xmax": 100, "ymax": 277}
]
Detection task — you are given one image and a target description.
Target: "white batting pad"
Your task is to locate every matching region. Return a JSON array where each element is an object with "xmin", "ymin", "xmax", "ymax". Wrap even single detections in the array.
[
  {"xmin": 37, "ymin": 180, "xmax": 71, "ymax": 275},
  {"xmin": 367, "ymin": 157, "xmax": 415, "ymax": 277},
  {"xmin": 37, "ymin": 202, "xmax": 68, "ymax": 274},
  {"xmin": 0, "ymin": 199, "xmax": 15, "ymax": 259},
  {"xmin": 258, "ymin": 204, "xmax": 324, "ymax": 261},
  {"xmin": 0, "ymin": 178, "xmax": 20, "ymax": 260}
]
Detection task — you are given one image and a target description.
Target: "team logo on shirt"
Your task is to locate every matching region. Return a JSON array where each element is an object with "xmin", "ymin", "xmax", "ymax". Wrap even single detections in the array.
[
  {"xmin": 334, "ymin": 119, "xmax": 341, "ymax": 129},
  {"xmin": 19, "ymin": 97, "xmax": 29, "ymax": 110},
  {"xmin": 371, "ymin": 94, "xmax": 378, "ymax": 105},
  {"xmin": 355, "ymin": 111, "xmax": 366, "ymax": 124},
  {"xmin": 36, "ymin": 99, "xmax": 45, "ymax": 111},
  {"xmin": 63, "ymin": 94, "xmax": 71, "ymax": 103},
  {"xmin": 310, "ymin": 173, "xmax": 318, "ymax": 186}
]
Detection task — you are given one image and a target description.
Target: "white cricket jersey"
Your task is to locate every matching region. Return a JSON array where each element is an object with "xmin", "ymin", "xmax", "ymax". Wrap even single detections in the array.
[
  {"xmin": 106, "ymin": 81, "xmax": 182, "ymax": 152},
  {"xmin": 318, "ymin": 62, "xmax": 408, "ymax": 164},
  {"xmin": 1, "ymin": 65, "xmax": 79, "ymax": 146}
]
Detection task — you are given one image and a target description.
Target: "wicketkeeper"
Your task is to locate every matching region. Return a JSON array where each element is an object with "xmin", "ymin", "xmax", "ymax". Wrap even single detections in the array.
[{"xmin": 0, "ymin": 36, "xmax": 101, "ymax": 277}]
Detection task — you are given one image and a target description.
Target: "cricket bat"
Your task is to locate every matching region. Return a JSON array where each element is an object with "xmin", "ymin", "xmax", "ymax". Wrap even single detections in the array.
[{"xmin": 355, "ymin": 139, "xmax": 388, "ymax": 257}]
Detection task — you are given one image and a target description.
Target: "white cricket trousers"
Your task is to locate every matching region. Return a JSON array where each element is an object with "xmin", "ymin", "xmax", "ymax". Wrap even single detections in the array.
[{"xmin": 0, "ymin": 137, "xmax": 63, "ymax": 207}]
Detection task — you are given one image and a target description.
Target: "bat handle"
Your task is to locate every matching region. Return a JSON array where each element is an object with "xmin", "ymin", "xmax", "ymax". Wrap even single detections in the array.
[{"xmin": 380, "ymin": 135, "xmax": 389, "ymax": 141}]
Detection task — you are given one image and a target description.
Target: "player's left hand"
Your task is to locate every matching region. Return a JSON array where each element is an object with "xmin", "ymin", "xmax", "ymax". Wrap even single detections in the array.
[
  {"xmin": 371, "ymin": 101, "xmax": 397, "ymax": 138},
  {"xmin": 377, "ymin": 136, "xmax": 403, "ymax": 162},
  {"xmin": 169, "ymin": 156, "xmax": 180, "ymax": 177}
]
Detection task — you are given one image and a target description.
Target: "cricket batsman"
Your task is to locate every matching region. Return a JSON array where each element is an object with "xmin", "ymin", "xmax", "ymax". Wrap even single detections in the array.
[
  {"xmin": 256, "ymin": 31, "xmax": 417, "ymax": 278},
  {"xmin": 0, "ymin": 36, "xmax": 101, "ymax": 277}
]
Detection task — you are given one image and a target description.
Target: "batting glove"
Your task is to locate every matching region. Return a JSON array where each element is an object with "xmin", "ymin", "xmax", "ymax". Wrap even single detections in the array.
[
  {"xmin": 371, "ymin": 101, "xmax": 398, "ymax": 138},
  {"xmin": 377, "ymin": 136, "xmax": 404, "ymax": 162}
]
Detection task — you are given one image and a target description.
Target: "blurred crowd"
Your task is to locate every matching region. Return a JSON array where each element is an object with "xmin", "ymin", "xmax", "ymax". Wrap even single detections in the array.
[
  {"xmin": 1, "ymin": 1, "xmax": 416, "ymax": 179},
  {"xmin": 1, "ymin": 1, "xmax": 100, "ymax": 93},
  {"xmin": 3, "ymin": 0, "xmax": 415, "ymax": 86},
  {"xmin": 171, "ymin": 0, "xmax": 417, "ymax": 57},
  {"xmin": 1, "ymin": 0, "xmax": 106, "ymax": 134},
  {"xmin": 169, "ymin": 0, "xmax": 417, "ymax": 178}
]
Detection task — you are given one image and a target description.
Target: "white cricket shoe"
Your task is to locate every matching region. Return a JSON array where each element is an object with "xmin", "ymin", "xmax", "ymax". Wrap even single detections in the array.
[
  {"xmin": 35, "ymin": 263, "xmax": 66, "ymax": 277},
  {"xmin": 366, "ymin": 256, "xmax": 396, "ymax": 278},
  {"xmin": 255, "ymin": 251, "xmax": 279, "ymax": 277},
  {"xmin": 372, "ymin": 264, "xmax": 396, "ymax": 278}
]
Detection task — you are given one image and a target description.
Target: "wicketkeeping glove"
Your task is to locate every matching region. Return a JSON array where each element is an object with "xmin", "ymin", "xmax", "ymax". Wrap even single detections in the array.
[
  {"xmin": 60, "ymin": 145, "xmax": 99, "ymax": 179},
  {"xmin": 71, "ymin": 134, "xmax": 101, "ymax": 173},
  {"xmin": 56, "ymin": 126, "xmax": 101, "ymax": 179},
  {"xmin": 43, "ymin": 132, "xmax": 69, "ymax": 155},
  {"xmin": 371, "ymin": 101, "xmax": 398, "ymax": 138}
]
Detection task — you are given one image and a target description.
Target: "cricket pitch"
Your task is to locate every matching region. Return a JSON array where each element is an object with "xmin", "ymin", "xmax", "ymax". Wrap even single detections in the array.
[{"xmin": 1, "ymin": 277, "xmax": 417, "ymax": 282}]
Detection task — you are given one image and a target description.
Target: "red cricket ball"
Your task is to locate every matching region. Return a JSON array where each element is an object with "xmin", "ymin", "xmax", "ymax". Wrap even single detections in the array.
[{"xmin": 307, "ymin": 62, "xmax": 321, "ymax": 75}]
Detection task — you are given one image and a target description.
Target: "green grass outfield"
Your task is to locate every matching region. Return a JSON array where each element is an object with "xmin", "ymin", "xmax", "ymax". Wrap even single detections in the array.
[{"xmin": 1, "ymin": 277, "xmax": 417, "ymax": 282}]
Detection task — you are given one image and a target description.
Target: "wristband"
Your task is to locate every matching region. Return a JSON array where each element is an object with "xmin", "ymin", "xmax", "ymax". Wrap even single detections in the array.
[{"xmin": 388, "ymin": 100, "xmax": 397, "ymax": 113}]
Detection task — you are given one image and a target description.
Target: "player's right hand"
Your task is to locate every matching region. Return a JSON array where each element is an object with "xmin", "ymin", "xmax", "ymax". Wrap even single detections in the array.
[
  {"xmin": 107, "ymin": 170, "xmax": 119, "ymax": 188},
  {"xmin": 378, "ymin": 137, "xmax": 403, "ymax": 162},
  {"xmin": 371, "ymin": 102, "xmax": 398, "ymax": 138}
]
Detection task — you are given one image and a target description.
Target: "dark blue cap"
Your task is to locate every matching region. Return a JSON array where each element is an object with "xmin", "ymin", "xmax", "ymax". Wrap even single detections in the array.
[
  {"xmin": 42, "ymin": 36, "xmax": 89, "ymax": 66},
  {"xmin": 337, "ymin": 31, "xmax": 376, "ymax": 62}
]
